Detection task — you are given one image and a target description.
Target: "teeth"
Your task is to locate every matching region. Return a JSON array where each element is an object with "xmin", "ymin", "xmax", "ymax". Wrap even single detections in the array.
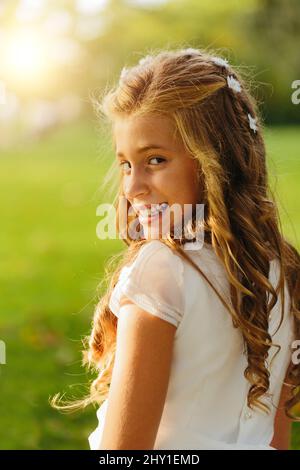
[
  {"xmin": 159, "ymin": 202, "xmax": 168, "ymax": 211},
  {"xmin": 139, "ymin": 202, "xmax": 168, "ymax": 217}
]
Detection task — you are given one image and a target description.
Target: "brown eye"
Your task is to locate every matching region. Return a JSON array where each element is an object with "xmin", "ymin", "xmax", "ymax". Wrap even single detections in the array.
[
  {"xmin": 119, "ymin": 156, "xmax": 166, "ymax": 173},
  {"xmin": 148, "ymin": 156, "xmax": 166, "ymax": 165}
]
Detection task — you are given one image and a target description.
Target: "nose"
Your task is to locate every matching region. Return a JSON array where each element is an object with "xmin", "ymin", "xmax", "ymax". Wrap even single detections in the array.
[{"xmin": 123, "ymin": 167, "xmax": 150, "ymax": 202}]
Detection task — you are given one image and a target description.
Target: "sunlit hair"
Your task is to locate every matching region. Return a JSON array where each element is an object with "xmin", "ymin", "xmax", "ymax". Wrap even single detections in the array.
[{"xmin": 50, "ymin": 46, "xmax": 300, "ymax": 419}]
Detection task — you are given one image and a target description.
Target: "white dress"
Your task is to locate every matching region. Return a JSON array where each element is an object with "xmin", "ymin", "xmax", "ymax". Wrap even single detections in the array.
[{"xmin": 88, "ymin": 239, "xmax": 295, "ymax": 450}]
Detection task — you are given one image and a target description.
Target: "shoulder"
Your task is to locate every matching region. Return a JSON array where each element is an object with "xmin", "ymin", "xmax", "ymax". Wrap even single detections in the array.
[
  {"xmin": 129, "ymin": 240, "xmax": 184, "ymax": 285},
  {"xmin": 136, "ymin": 239, "xmax": 179, "ymax": 261},
  {"xmin": 109, "ymin": 240, "xmax": 186, "ymax": 328}
]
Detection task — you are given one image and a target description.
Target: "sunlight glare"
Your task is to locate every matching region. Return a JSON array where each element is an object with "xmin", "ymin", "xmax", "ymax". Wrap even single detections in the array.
[{"xmin": 3, "ymin": 30, "xmax": 47, "ymax": 81}]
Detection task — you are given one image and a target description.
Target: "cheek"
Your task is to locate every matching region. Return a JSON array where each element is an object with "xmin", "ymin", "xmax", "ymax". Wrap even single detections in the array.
[
  {"xmin": 167, "ymin": 166, "xmax": 199, "ymax": 202},
  {"xmin": 181, "ymin": 160, "xmax": 201, "ymax": 200},
  {"xmin": 154, "ymin": 170, "xmax": 182, "ymax": 200},
  {"xmin": 152, "ymin": 162, "xmax": 200, "ymax": 203}
]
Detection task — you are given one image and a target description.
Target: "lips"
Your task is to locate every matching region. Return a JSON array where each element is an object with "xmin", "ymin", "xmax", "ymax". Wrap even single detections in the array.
[
  {"xmin": 132, "ymin": 202, "xmax": 169, "ymax": 217},
  {"xmin": 137, "ymin": 202, "xmax": 169, "ymax": 223}
]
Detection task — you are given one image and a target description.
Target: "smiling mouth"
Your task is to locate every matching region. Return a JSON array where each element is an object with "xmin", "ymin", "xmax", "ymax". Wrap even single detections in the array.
[{"xmin": 137, "ymin": 202, "xmax": 169, "ymax": 221}]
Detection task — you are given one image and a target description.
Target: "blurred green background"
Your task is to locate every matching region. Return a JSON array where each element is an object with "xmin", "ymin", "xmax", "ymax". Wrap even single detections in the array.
[{"xmin": 0, "ymin": 0, "xmax": 299, "ymax": 449}]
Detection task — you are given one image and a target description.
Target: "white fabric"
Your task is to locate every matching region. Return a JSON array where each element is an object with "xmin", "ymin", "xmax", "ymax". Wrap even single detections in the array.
[
  {"xmin": 88, "ymin": 240, "xmax": 294, "ymax": 450},
  {"xmin": 108, "ymin": 240, "xmax": 185, "ymax": 328}
]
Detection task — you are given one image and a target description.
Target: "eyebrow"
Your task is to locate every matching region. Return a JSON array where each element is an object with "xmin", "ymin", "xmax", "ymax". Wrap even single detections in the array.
[{"xmin": 116, "ymin": 144, "xmax": 169, "ymax": 158}]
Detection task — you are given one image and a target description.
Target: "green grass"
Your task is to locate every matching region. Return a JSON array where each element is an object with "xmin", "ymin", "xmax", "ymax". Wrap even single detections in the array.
[
  {"xmin": 0, "ymin": 121, "xmax": 299, "ymax": 449},
  {"xmin": 0, "ymin": 119, "xmax": 123, "ymax": 449}
]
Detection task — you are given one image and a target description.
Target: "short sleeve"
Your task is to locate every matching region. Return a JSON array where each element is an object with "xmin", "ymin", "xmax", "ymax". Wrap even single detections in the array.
[{"xmin": 108, "ymin": 240, "xmax": 185, "ymax": 328}]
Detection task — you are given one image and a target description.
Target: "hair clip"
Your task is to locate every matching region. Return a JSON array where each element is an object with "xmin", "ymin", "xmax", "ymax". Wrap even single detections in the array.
[
  {"xmin": 248, "ymin": 113, "xmax": 258, "ymax": 133},
  {"xmin": 227, "ymin": 75, "xmax": 241, "ymax": 93},
  {"xmin": 211, "ymin": 56, "xmax": 229, "ymax": 68}
]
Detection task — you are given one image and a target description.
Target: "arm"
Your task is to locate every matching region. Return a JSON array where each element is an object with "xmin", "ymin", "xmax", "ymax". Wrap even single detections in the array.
[
  {"xmin": 98, "ymin": 297, "xmax": 176, "ymax": 450},
  {"xmin": 270, "ymin": 376, "xmax": 292, "ymax": 450}
]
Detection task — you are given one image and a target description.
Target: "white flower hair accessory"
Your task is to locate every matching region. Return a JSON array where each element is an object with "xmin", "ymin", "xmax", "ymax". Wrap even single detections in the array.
[
  {"xmin": 211, "ymin": 56, "xmax": 229, "ymax": 68},
  {"xmin": 248, "ymin": 113, "xmax": 258, "ymax": 133},
  {"xmin": 138, "ymin": 54, "xmax": 153, "ymax": 66},
  {"xmin": 120, "ymin": 66, "xmax": 129, "ymax": 80},
  {"xmin": 182, "ymin": 48, "xmax": 199, "ymax": 55},
  {"xmin": 227, "ymin": 75, "xmax": 241, "ymax": 93}
]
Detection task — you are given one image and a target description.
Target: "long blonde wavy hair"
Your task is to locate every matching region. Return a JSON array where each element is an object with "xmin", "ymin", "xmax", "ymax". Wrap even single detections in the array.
[{"xmin": 51, "ymin": 46, "xmax": 300, "ymax": 420}]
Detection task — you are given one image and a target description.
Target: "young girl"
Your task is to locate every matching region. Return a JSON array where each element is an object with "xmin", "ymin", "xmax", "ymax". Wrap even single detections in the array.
[{"xmin": 52, "ymin": 47, "xmax": 300, "ymax": 450}]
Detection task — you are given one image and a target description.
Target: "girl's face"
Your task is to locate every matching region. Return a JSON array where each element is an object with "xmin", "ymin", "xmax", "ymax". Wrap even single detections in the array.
[{"xmin": 114, "ymin": 113, "xmax": 202, "ymax": 239}]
